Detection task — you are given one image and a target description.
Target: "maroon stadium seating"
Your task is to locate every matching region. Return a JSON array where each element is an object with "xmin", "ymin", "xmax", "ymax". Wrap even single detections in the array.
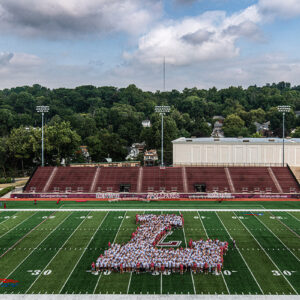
[
  {"xmin": 228, "ymin": 167, "xmax": 277, "ymax": 193},
  {"xmin": 93, "ymin": 167, "xmax": 139, "ymax": 192},
  {"xmin": 24, "ymin": 166, "xmax": 299, "ymax": 195},
  {"xmin": 186, "ymin": 167, "xmax": 229, "ymax": 193},
  {"xmin": 25, "ymin": 167, "xmax": 55, "ymax": 192},
  {"xmin": 47, "ymin": 167, "xmax": 96, "ymax": 193},
  {"xmin": 141, "ymin": 167, "xmax": 184, "ymax": 192},
  {"xmin": 271, "ymin": 167, "xmax": 300, "ymax": 193}
]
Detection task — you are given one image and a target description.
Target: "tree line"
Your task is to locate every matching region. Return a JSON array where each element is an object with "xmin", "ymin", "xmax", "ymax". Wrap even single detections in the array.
[{"xmin": 1, "ymin": 82, "xmax": 300, "ymax": 177}]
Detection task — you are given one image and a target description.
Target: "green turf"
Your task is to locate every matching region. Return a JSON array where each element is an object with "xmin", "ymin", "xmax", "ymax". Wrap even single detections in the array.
[
  {"xmin": 2, "ymin": 200, "xmax": 300, "ymax": 210},
  {"xmin": 0, "ymin": 211, "xmax": 70, "ymax": 278},
  {"xmin": 235, "ymin": 211, "xmax": 300, "ymax": 294},
  {"xmin": 1, "ymin": 212, "xmax": 88, "ymax": 293},
  {"xmin": 0, "ymin": 209, "xmax": 300, "ymax": 295},
  {"xmin": 60, "ymin": 211, "xmax": 125, "ymax": 294},
  {"xmin": 0, "ymin": 212, "xmax": 53, "ymax": 256},
  {"xmin": 28, "ymin": 211, "xmax": 107, "ymax": 293},
  {"xmin": 217, "ymin": 211, "xmax": 296, "ymax": 294}
]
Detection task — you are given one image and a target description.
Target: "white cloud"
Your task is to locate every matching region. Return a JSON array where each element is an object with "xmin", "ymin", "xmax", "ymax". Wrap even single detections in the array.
[
  {"xmin": 0, "ymin": 0, "xmax": 162, "ymax": 38},
  {"xmin": 124, "ymin": 5, "xmax": 262, "ymax": 66},
  {"xmin": 258, "ymin": 0, "xmax": 300, "ymax": 19}
]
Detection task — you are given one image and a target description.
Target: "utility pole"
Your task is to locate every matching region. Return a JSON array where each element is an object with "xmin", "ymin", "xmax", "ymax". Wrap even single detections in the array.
[
  {"xmin": 277, "ymin": 105, "xmax": 291, "ymax": 167},
  {"xmin": 155, "ymin": 106, "xmax": 170, "ymax": 167},
  {"xmin": 36, "ymin": 106, "xmax": 49, "ymax": 167}
]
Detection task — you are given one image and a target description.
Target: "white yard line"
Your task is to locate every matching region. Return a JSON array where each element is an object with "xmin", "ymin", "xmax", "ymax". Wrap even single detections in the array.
[
  {"xmin": 0, "ymin": 212, "xmax": 70, "ymax": 286},
  {"xmin": 0, "ymin": 212, "xmax": 38, "ymax": 239},
  {"xmin": 93, "ymin": 211, "xmax": 127, "ymax": 294},
  {"xmin": 0, "ymin": 211, "xmax": 57, "ymax": 259},
  {"xmin": 127, "ymin": 272, "xmax": 132, "ymax": 294},
  {"xmin": 3, "ymin": 208, "xmax": 300, "ymax": 212},
  {"xmin": 180, "ymin": 211, "xmax": 196, "ymax": 295},
  {"xmin": 254, "ymin": 214, "xmax": 300, "ymax": 263},
  {"xmin": 0, "ymin": 211, "xmax": 18, "ymax": 225},
  {"xmin": 25, "ymin": 212, "xmax": 88, "ymax": 294},
  {"xmin": 233, "ymin": 212, "xmax": 298, "ymax": 295},
  {"xmin": 59, "ymin": 212, "xmax": 109, "ymax": 294},
  {"xmin": 215, "ymin": 212, "xmax": 264, "ymax": 295},
  {"xmin": 160, "ymin": 272, "xmax": 163, "ymax": 294},
  {"xmin": 197, "ymin": 211, "xmax": 230, "ymax": 295},
  {"xmin": 268, "ymin": 212, "xmax": 300, "ymax": 239},
  {"xmin": 286, "ymin": 212, "xmax": 300, "ymax": 223}
]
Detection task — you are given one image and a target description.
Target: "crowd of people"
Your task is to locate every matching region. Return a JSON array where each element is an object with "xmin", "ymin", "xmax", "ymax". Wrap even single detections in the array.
[{"xmin": 91, "ymin": 214, "xmax": 227, "ymax": 275}]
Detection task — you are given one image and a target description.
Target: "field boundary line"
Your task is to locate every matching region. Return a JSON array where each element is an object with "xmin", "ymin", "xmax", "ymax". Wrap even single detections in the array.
[
  {"xmin": 0, "ymin": 211, "xmax": 38, "ymax": 239},
  {"xmin": 197, "ymin": 211, "xmax": 230, "ymax": 295},
  {"xmin": 25, "ymin": 211, "xmax": 88, "ymax": 294},
  {"xmin": 3, "ymin": 208, "xmax": 300, "ymax": 212},
  {"xmin": 0, "ymin": 212, "xmax": 70, "ymax": 286},
  {"xmin": 59, "ymin": 212, "xmax": 109, "ymax": 294},
  {"xmin": 254, "ymin": 214, "xmax": 300, "ymax": 263},
  {"xmin": 233, "ymin": 212, "xmax": 298, "ymax": 295},
  {"xmin": 93, "ymin": 211, "xmax": 127, "ymax": 294},
  {"xmin": 0, "ymin": 211, "xmax": 57, "ymax": 259},
  {"xmin": 215, "ymin": 212, "xmax": 264, "ymax": 294},
  {"xmin": 180, "ymin": 211, "xmax": 196, "ymax": 295}
]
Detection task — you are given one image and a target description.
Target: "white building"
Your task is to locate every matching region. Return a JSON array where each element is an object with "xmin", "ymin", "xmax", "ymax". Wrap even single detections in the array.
[{"xmin": 172, "ymin": 137, "xmax": 300, "ymax": 166}]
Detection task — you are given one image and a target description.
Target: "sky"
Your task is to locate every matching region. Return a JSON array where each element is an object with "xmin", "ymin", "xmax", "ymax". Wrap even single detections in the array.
[{"xmin": 1, "ymin": 0, "xmax": 300, "ymax": 91}]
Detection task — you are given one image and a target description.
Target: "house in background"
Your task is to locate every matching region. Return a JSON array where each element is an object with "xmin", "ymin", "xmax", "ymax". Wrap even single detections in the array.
[
  {"xmin": 142, "ymin": 120, "xmax": 151, "ymax": 127},
  {"xmin": 144, "ymin": 149, "xmax": 158, "ymax": 166},
  {"xmin": 126, "ymin": 142, "xmax": 146, "ymax": 160}
]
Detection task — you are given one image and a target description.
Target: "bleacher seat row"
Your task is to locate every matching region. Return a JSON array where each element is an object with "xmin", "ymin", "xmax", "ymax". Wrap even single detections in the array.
[{"xmin": 25, "ymin": 166, "xmax": 300, "ymax": 194}]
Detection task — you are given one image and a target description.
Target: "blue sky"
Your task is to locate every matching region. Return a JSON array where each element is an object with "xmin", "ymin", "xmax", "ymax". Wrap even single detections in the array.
[{"xmin": 0, "ymin": 0, "xmax": 300, "ymax": 91}]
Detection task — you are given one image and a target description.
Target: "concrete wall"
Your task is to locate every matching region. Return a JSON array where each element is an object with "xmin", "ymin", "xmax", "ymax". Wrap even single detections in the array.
[{"xmin": 173, "ymin": 142, "xmax": 300, "ymax": 166}]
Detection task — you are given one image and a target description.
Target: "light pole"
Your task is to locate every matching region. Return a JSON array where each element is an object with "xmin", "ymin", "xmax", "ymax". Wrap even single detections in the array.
[
  {"xmin": 155, "ymin": 106, "xmax": 170, "ymax": 167},
  {"xmin": 36, "ymin": 106, "xmax": 49, "ymax": 167},
  {"xmin": 277, "ymin": 105, "xmax": 290, "ymax": 167}
]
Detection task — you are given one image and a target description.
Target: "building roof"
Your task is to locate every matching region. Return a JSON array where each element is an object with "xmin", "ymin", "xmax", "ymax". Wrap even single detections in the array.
[{"xmin": 172, "ymin": 137, "xmax": 300, "ymax": 144}]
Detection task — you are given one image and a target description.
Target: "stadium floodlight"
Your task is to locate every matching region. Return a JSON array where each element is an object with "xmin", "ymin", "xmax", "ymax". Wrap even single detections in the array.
[
  {"xmin": 36, "ymin": 106, "xmax": 50, "ymax": 167},
  {"xmin": 277, "ymin": 105, "xmax": 291, "ymax": 167},
  {"xmin": 155, "ymin": 106, "xmax": 171, "ymax": 167}
]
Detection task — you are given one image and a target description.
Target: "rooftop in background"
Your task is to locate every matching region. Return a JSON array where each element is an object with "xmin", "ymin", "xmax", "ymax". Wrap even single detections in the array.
[{"xmin": 172, "ymin": 137, "xmax": 300, "ymax": 144}]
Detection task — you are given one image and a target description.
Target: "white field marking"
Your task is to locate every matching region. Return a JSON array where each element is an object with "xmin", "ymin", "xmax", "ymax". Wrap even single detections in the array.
[
  {"xmin": 59, "ymin": 212, "xmax": 109, "ymax": 294},
  {"xmin": 127, "ymin": 272, "xmax": 132, "ymax": 294},
  {"xmin": 268, "ymin": 212, "xmax": 300, "ymax": 239},
  {"xmin": 197, "ymin": 211, "xmax": 230, "ymax": 295},
  {"xmin": 25, "ymin": 212, "xmax": 89, "ymax": 294},
  {"xmin": 0, "ymin": 212, "xmax": 38, "ymax": 239},
  {"xmin": 93, "ymin": 211, "xmax": 127, "ymax": 294},
  {"xmin": 286, "ymin": 212, "xmax": 300, "ymax": 224},
  {"xmin": 253, "ymin": 214, "xmax": 300, "ymax": 263},
  {"xmin": 0, "ymin": 212, "xmax": 70, "ymax": 286},
  {"xmin": 3, "ymin": 208, "xmax": 300, "ymax": 212},
  {"xmin": 180, "ymin": 211, "xmax": 196, "ymax": 295},
  {"xmin": 215, "ymin": 212, "xmax": 264, "ymax": 295},
  {"xmin": 0, "ymin": 211, "xmax": 57, "ymax": 259},
  {"xmin": 0, "ymin": 212, "xmax": 18, "ymax": 225},
  {"xmin": 233, "ymin": 212, "xmax": 298, "ymax": 295},
  {"xmin": 160, "ymin": 272, "xmax": 162, "ymax": 294}
]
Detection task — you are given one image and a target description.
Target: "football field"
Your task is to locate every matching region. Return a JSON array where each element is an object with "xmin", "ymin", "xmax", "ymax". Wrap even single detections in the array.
[{"xmin": 0, "ymin": 207, "xmax": 300, "ymax": 295}]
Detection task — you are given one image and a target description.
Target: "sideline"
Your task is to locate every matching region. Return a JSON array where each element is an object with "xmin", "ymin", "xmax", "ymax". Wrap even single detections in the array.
[
  {"xmin": 1, "ymin": 208, "xmax": 300, "ymax": 212},
  {"xmin": 0, "ymin": 294, "xmax": 298, "ymax": 299}
]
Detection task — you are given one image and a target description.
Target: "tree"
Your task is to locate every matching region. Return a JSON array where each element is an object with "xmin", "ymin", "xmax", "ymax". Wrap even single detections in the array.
[
  {"xmin": 223, "ymin": 114, "xmax": 245, "ymax": 137},
  {"xmin": 7, "ymin": 126, "xmax": 32, "ymax": 176},
  {"xmin": 46, "ymin": 122, "xmax": 81, "ymax": 165},
  {"xmin": 0, "ymin": 137, "xmax": 8, "ymax": 177}
]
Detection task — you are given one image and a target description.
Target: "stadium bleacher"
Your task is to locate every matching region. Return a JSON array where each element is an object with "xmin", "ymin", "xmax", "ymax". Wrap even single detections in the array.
[{"xmin": 24, "ymin": 166, "xmax": 300, "ymax": 195}]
